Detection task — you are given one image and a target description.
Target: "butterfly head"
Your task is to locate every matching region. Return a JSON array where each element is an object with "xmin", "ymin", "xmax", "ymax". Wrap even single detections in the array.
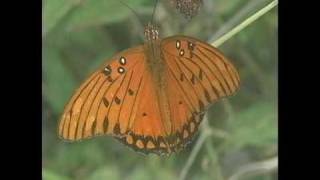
[{"xmin": 144, "ymin": 22, "xmax": 159, "ymax": 41}]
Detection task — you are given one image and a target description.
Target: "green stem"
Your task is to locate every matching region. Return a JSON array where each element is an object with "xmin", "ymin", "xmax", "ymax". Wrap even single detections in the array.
[
  {"xmin": 179, "ymin": 129, "xmax": 211, "ymax": 180},
  {"xmin": 209, "ymin": 0, "xmax": 269, "ymax": 42},
  {"xmin": 212, "ymin": 0, "xmax": 278, "ymax": 47},
  {"xmin": 228, "ymin": 156, "xmax": 278, "ymax": 180},
  {"xmin": 205, "ymin": 140, "xmax": 224, "ymax": 180}
]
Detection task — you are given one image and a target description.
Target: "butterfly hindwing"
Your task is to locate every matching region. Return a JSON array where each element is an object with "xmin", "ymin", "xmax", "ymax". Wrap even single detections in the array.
[
  {"xmin": 117, "ymin": 71, "xmax": 173, "ymax": 154},
  {"xmin": 165, "ymin": 69, "xmax": 205, "ymax": 151}
]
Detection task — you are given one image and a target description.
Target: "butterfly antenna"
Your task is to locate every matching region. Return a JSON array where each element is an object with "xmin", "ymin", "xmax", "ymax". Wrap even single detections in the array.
[
  {"xmin": 151, "ymin": 0, "xmax": 159, "ymax": 24},
  {"xmin": 119, "ymin": 0, "xmax": 145, "ymax": 27}
]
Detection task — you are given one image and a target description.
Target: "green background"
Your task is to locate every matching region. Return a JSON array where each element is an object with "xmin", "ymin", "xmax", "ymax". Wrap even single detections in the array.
[{"xmin": 42, "ymin": 0, "xmax": 278, "ymax": 179}]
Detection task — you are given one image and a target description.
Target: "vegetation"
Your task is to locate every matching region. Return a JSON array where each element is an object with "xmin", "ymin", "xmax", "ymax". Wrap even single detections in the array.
[{"xmin": 43, "ymin": 0, "xmax": 278, "ymax": 179}]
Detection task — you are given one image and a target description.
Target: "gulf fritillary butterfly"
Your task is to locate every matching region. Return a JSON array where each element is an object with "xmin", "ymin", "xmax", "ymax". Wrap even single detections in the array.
[{"xmin": 58, "ymin": 22, "xmax": 240, "ymax": 155}]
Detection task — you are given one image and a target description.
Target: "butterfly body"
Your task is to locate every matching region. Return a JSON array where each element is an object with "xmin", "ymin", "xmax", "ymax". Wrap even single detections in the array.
[
  {"xmin": 58, "ymin": 23, "xmax": 240, "ymax": 155},
  {"xmin": 143, "ymin": 25, "xmax": 172, "ymax": 138}
]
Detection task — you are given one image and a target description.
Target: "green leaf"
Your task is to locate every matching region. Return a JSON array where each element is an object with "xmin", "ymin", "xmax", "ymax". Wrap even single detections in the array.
[
  {"xmin": 43, "ymin": 0, "xmax": 78, "ymax": 36},
  {"xmin": 43, "ymin": 47, "xmax": 76, "ymax": 114},
  {"xmin": 129, "ymin": 165, "xmax": 176, "ymax": 180},
  {"xmin": 51, "ymin": 27, "xmax": 115, "ymax": 81},
  {"xmin": 43, "ymin": 26, "xmax": 117, "ymax": 115},
  {"xmin": 43, "ymin": 169, "xmax": 70, "ymax": 180},
  {"xmin": 129, "ymin": 166, "xmax": 152, "ymax": 180},
  {"xmin": 63, "ymin": 0, "xmax": 146, "ymax": 31},
  {"xmin": 88, "ymin": 165, "xmax": 120, "ymax": 180},
  {"xmin": 223, "ymin": 102, "xmax": 277, "ymax": 150},
  {"xmin": 215, "ymin": 0, "xmax": 246, "ymax": 18}
]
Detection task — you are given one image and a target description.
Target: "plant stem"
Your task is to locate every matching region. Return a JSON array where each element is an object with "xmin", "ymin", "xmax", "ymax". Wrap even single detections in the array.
[
  {"xmin": 212, "ymin": 0, "xmax": 278, "ymax": 47},
  {"xmin": 179, "ymin": 115, "xmax": 212, "ymax": 180},
  {"xmin": 178, "ymin": 132, "xmax": 208, "ymax": 180},
  {"xmin": 205, "ymin": 140, "xmax": 224, "ymax": 180},
  {"xmin": 209, "ymin": 0, "xmax": 269, "ymax": 43},
  {"xmin": 228, "ymin": 156, "xmax": 278, "ymax": 180}
]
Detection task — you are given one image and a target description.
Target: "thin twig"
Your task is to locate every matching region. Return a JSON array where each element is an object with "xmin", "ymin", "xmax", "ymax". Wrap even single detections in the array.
[
  {"xmin": 222, "ymin": 99, "xmax": 235, "ymax": 126},
  {"xmin": 210, "ymin": 127, "xmax": 229, "ymax": 139},
  {"xmin": 228, "ymin": 156, "xmax": 278, "ymax": 180},
  {"xmin": 179, "ymin": 115, "xmax": 212, "ymax": 180},
  {"xmin": 212, "ymin": 0, "xmax": 278, "ymax": 47},
  {"xmin": 209, "ymin": 0, "xmax": 269, "ymax": 43},
  {"xmin": 205, "ymin": 140, "xmax": 224, "ymax": 180},
  {"xmin": 178, "ymin": 133, "xmax": 207, "ymax": 180}
]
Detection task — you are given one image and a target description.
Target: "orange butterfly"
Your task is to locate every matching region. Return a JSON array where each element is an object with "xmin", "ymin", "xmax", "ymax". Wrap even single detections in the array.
[{"xmin": 58, "ymin": 22, "xmax": 240, "ymax": 155}]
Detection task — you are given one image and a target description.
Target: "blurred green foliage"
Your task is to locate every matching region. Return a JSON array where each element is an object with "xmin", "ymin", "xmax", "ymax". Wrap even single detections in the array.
[{"xmin": 43, "ymin": 0, "xmax": 278, "ymax": 179}]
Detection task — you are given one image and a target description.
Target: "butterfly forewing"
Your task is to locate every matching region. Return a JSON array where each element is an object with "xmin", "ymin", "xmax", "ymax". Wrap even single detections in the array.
[
  {"xmin": 59, "ymin": 46, "xmax": 147, "ymax": 140},
  {"xmin": 161, "ymin": 36, "xmax": 240, "ymax": 99},
  {"xmin": 160, "ymin": 36, "xmax": 240, "ymax": 149}
]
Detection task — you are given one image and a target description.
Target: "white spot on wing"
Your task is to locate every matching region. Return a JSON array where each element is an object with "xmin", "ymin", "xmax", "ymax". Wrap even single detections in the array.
[
  {"xmin": 176, "ymin": 40, "xmax": 181, "ymax": 49},
  {"xmin": 118, "ymin": 67, "xmax": 125, "ymax": 74},
  {"xmin": 119, "ymin": 57, "xmax": 126, "ymax": 65},
  {"xmin": 179, "ymin": 49, "xmax": 185, "ymax": 56}
]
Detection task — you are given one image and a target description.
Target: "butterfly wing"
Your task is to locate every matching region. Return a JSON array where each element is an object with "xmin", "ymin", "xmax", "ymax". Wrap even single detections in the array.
[
  {"xmin": 116, "ymin": 69, "xmax": 173, "ymax": 155},
  {"xmin": 58, "ymin": 45, "xmax": 175, "ymax": 155},
  {"xmin": 58, "ymin": 46, "xmax": 145, "ymax": 140},
  {"xmin": 160, "ymin": 35, "xmax": 240, "ymax": 151}
]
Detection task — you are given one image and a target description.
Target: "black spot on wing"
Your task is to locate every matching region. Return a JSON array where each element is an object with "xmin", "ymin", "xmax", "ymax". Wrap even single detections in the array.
[
  {"xmin": 113, "ymin": 123, "xmax": 121, "ymax": 134},
  {"xmin": 103, "ymin": 116, "xmax": 109, "ymax": 133},
  {"xmin": 199, "ymin": 69, "xmax": 203, "ymax": 80},
  {"xmin": 191, "ymin": 74, "xmax": 196, "ymax": 84},
  {"xmin": 128, "ymin": 89, "xmax": 134, "ymax": 95},
  {"xmin": 204, "ymin": 89, "xmax": 211, "ymax": 103},
  {"xmin": 115, "ymin": 96, "xmax": 121, "ymax": 105},
  {"xmin": 107, "ymin": 76, "xmax": 113, "ymax": 82},
  {"xmin": 91, "ymin": 120, "xmax": 97, "ymax": 135},
  {"xmin": 199, "ymin": 100, "xmax": 205, "ymax": 111},
  {"xmin": 103, "ymin": 97, "xmax": 109, "ymax": 107},
  {"xmin": 180, "ymin": 73, "xmax": 184, "ymax": 82}
]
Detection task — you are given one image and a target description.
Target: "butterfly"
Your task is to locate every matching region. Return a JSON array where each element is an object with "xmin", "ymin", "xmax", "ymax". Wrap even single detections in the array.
[
  {"xmin": 171, "ymin": 0, "xmax": 203, "ymax": 19},
  {"xmin": 58, "ymin": 22, "xmax": 240, "ymax": 155}
]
